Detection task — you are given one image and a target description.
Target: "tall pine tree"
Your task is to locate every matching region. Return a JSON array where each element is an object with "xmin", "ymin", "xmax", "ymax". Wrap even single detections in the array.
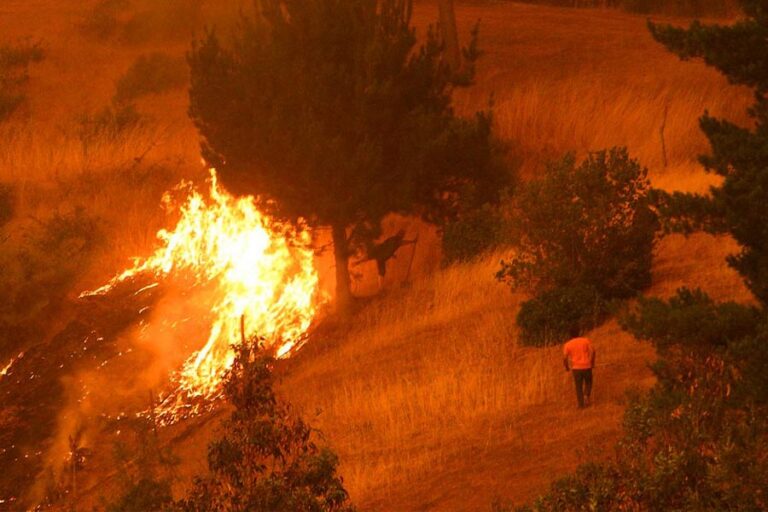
[
  {"xmin": 650, "ymin": 1, "xmax": 768, "ymax": 303},
  {"xmin": 188, "ymin": 0, "xmax": 507, "ymax": 316}
]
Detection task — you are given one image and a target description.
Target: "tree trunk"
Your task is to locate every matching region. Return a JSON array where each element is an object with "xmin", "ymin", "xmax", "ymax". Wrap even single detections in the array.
[
  {"xmin": 331, "ymin": 223, "xmax": 353, "ymax": 319},
  {"xmin": 437, "ymin": 0, "xmax": 462, "ymax": 75}
]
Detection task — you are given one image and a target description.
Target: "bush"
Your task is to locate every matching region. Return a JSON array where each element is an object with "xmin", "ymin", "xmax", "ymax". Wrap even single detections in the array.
[
  {"xmin": 516, "ymin": 285, "xmax": 608, "ymax": 346},
  {"xmin": 442, "ymin": 203, "xmax": 507, "ymax": 264},
  {"xmin": 76, "ymin": 103, "xmax": 142, "ymax": 146},
  {"xmin": 0, "ymin": 40, "xmax": 44, "ymax": 122},
  {"xmin": 0, "ymin": 208, "xmax": 103, "ymax": 357},
  {"xmin": 497, "ymin": 148, "xmax": 658, "ymax": 300},
  {"xmin": 621, "ymin": 287, "xmax": 761, "ymax": 350},
  {"xmin": 114, "ymin": 53, "xmax": 187, "ymax": 105},
  {"xmin": 81, "ymin": 0, "xmax": 203, "ymax": 45},
  {"xmin": 174, "ymin": 344, "xmax": 354, "ymax": 511}
]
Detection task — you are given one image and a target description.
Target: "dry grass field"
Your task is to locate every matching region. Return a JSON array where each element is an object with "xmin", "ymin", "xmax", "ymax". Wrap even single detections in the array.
[{"xmin": 0, "ymin": 0, "xmax": 756, "ymax": 510}]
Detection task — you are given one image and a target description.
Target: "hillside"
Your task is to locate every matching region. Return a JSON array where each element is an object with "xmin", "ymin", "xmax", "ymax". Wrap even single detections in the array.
[{"xmin": 0, "ymin": 1, "xmax": 755, "ymax": 510}]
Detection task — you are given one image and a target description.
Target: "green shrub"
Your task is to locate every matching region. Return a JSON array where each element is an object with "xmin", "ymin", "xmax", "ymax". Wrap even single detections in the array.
[
  {"xmin": 516, "ymin": 285, "xmax": 608, "ymax": 347},
  {"xmin": 114, "ymin": 53, "xmax": 187, "ymax": 105},
  {"xmin": 515, "ymin": 342, "xmax": 768, "ymax": 511},
  {"xmin": 497, "ymin": 148, "xmax": 658, "ymax": 300},
  {"xmin": 621, "ymin": 287, "xmax": 761, "ymax": 350},
  {"xmin": 174, "ymin": 344, "xmax": 354, "ymax": 511},
  {"xmin": 442, "ymin": 203, "xmax": 507, "ymax": 264}
]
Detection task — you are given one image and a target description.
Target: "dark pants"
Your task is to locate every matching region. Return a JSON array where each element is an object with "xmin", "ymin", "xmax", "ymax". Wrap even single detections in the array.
[{"xmin": 572, "ymin": 369, "xmax": 593, "ymax": 408}]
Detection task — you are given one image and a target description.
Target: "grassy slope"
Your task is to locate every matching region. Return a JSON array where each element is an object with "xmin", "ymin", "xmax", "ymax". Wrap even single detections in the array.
[{"xmin": 0, "ymin": 0, "xmax": 755, "ymax": 510}]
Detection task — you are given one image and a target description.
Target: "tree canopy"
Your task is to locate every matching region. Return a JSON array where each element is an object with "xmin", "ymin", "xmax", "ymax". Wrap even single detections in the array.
[
  {"xmin": 497, "ymin": 148, "xmax": 658, "ymax": 299},
  {"xmin": 650, "ymin": 1, "xmax": 768, "ymax": 304},
  {"xmin": 188, "ymin": 0, "xmax": 507, "ymax": 314}
]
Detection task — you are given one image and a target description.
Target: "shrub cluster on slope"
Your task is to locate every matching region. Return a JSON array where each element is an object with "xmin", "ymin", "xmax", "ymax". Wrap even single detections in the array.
[{"xmin": 497, "ymin": 147, "xmax": 658, "ymax": 345}]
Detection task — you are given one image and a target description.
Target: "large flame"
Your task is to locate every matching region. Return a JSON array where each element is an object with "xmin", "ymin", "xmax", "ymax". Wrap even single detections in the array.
[{"xmin": 84, "ymin": 170, "xmax": 320, "ymax": 422}]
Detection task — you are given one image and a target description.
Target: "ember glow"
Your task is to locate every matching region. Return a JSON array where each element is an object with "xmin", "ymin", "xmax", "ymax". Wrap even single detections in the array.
[
  {"xmin": 83, "ymin": 170, "xmax": 320, "ymax": 422},
  {"xmin": 0, "ymin": 352, "xmax": 23, "ymax": 381}
]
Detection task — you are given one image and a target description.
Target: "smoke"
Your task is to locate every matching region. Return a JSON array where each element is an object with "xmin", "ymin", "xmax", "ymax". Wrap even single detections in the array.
[{"xmin": 30, "ymin": 281, "xmax": 222, "ymax": 506}]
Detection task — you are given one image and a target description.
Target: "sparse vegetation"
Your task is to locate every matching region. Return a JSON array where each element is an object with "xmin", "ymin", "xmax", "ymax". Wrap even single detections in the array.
[
  {"xmin": 0, "ymin": 39, "xmax": 44, "ymax": 122},
  {"xmin": 0, "ymin": 207, "xmax": 103, "ymax": 359},
  {"xmin": 114, "ymin": 52, "xmax": 187, "ymax": 105},
  {"xmin": 81, "ymin": 0, "xmax": 203, "ymax": 45}
]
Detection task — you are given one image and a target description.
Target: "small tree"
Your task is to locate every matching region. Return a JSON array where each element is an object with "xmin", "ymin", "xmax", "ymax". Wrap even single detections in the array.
[
  {"xmin": 188, "ymin": 0, "xmax": 507, "ymax": 316},
  {"xmin": 174, "ymin": 343, "xmax": 354, "ymax": 512},
  {"xmin": 649, "ymin": 2, "xmax": 768, "ymax": 305},
  {"xmin": 497, "ymin": 148, "xmax": 658, "ymax": 298}
]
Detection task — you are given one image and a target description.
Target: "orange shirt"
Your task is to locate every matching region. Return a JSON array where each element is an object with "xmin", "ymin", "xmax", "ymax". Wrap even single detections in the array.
[{"xmin": 563, "ymin": 337, "xmax": 594, "ymax": 370}]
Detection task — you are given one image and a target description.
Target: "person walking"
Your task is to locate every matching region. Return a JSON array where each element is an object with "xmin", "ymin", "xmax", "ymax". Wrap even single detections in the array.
[{"xmin": 563, "ymin": 326, "xmax": 596, "ymax": 408}]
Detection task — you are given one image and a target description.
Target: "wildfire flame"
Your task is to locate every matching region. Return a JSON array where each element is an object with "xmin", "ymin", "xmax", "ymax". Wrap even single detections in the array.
[
  {"xmin": 0, "ymin": 352, "xmax": 23, "ymax": 381},
  {"xmin": 84, "ymin": 170, "xmax": 320, "ymax": 422}
]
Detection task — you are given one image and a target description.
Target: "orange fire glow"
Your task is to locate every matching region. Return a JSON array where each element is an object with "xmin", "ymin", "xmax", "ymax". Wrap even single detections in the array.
[{"xmin": 83, "ymin": 170, "xmax": 320, "ymax": 422}]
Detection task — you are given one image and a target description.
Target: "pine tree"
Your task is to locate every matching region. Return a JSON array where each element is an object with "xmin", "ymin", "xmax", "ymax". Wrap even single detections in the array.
[
  {"xmin": 188, "ymin": 0, "xmax": 507, "ymax": 316},
  {"xmin": 650, "ymin": 1, "xmax": 768, "ymax": 304}
]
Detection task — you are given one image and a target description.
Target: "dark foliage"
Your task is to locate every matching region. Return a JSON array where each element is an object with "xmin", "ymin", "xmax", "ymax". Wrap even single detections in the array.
[
  {"xmin": 76, "ymin": 103, "xmax": 143, "ymax": 147},
  {"xmin": 0, "ymin": 208, "xmax": 103, "ymax": 358},
  {"xmin": 516, "ymin": 285, "xmax": 608, "ymax": 346},
  {"xmin": 497, "ymin": 148, "xmax": 658, "ymax": 300},
  {"xmin": 173, "ymin": 343, "xmax": 354, "ymax": 512},
  {"xmin": 81, "ymin": 0, "xmax": 203, "ymax": 45},
  {"xmin": 622, "ymin": 287, "xmax": 761, "ymax": 349},
  {"xmin": 649, "ymin": 2, "xmax": 768, "ymax": 305},
  {"xmin": 107, "ymin": 478, "xmax": 173, "ymax": 512},
  {"xmin": 114, "ymin": 52, "xmax": 188, "ymax": 105},
  {"xmin": 0, "ymin": 39, "xmax": 44, "ymax": 122},
  {"xmin": 188, "ymin": 0, "xmax": 508, "ymax": 312},
  {"xmin": 442, "ymin": 202, "xmax": 507, "ymax": 264}
]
